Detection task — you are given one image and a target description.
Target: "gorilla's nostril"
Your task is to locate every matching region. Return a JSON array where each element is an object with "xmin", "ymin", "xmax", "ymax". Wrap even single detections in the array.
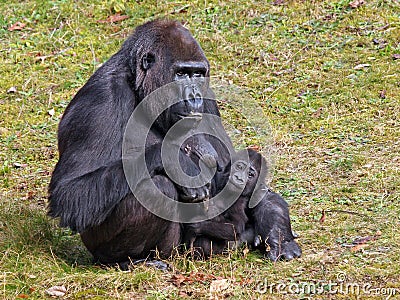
[{"xmin": 188, "ymin": 97, "xmax": 203, "ymax": 110}]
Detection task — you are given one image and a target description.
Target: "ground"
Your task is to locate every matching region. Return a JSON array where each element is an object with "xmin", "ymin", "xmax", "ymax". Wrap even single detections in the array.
[{"xmin": 0, "ymin": 0, "xmax": 399, "ymax": 299}]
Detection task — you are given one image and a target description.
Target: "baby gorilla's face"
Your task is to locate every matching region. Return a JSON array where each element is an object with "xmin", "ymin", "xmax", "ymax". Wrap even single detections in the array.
[{"xmin": 229, "ymin": 159, "xmax": 259, "ymax": 196}]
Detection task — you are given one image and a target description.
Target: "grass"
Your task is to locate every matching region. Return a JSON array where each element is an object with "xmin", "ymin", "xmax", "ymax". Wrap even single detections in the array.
[{"xmin": 1, "ymin": 0, "xmax": 399, "ymax": 299}]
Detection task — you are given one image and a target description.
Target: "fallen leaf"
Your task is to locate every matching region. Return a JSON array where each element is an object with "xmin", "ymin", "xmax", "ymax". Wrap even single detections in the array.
[
  {"xmin": 319, "ymin": 210, "xmax": 326, "ymax": 224},
  {"xmin": 209, "ymin": 279, "xmax": 230, "ymax": 293},
  {"xmin": 343, "ymin": 232, "xmax": 381, "ymax": 251},
  {"xmin": 192, "ymin": 272, "xmax": 217, "ymax": 282},
  {"xmin": 239, "ymin": 277, "xmax": 253, "ymax": 286},
  {"xmin": 26, "ymin": 190, "xmax": 35, "ymax": 200},
  {"xmin": 48, "ymin": 108, "xmax": 55, "ymax": 116},
  {"xmin": 350, "ymin": 243, "xmax": 367, "ymax": 252},
  {"xmin": 17, "ymin": 294, "xmax": 29, "ymax": 299},
  {"xmin": 248, "ymin": 145, "xmax": 261, "ymax": 151},
  {"xmin": 352, "ymin": 236, "xmax": 376, "ymax": 245},
  {"xmin": 45, "ymin": 286, "xmax": 67, "ymax": 297},
  {"xmin": 349, "ymin": 0, "xmax": 365, "ymax": 8},
  {"xmin": 97, "ymin": 13, "xmax": 129, "ymax": 23},
  {"xmin": 313, "ymin": 107, "xmax": 323, "ymax": 118},
  {"xmin": 8, "ymin": 21, "xmax": 26, "ymax": 31},
  {"xmin": 392, "ymin": 54, "xmax": 400, "ymax": 60},
  {"xmin": 170, "ymin": 272, "xmax": 222, "ymax": 287},
  {"xmin": 170, "ymin": 274, "xmax": 187, "ymax": 287}
]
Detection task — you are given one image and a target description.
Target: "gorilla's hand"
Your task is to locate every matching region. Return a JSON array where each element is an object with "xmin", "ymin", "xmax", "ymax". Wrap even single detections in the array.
[
  {"xmin": 268, "ymin": 239, "xmax": 301, "ymax": 261},
  {"xmin": 172, "ymin": 150, "xmax": 211, "ymax": 203}
]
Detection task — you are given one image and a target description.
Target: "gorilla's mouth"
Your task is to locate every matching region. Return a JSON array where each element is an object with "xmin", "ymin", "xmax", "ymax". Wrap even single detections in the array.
[{"xmin": 229, "ymin": 179, "xmax": 247, "ymax": 191}]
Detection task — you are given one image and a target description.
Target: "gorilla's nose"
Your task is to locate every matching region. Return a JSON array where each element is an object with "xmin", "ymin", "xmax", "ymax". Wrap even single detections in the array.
[
  {"xmin": 184, "ymin": 85, "xmax": 203, "ymax": 111},
  {"xmin": 188, "ymin": 95, "xmax": 203, "ymax": 110}
]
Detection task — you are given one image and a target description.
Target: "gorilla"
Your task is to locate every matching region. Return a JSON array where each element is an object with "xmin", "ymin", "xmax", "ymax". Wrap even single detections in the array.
[
  {"xmin": 183, "ymin": 148, "xmax": 262, "ymax": 258},
  {"xmin": 48, "ymin": 19, "xmax": 227, "ymax": 265},
  {"xmin": 48, "ymin": 19, "xmax": 301, "ymax": 266},
  {"xmin": 183, "ymin": 149, "xmax": 301, "ymax": 261}
]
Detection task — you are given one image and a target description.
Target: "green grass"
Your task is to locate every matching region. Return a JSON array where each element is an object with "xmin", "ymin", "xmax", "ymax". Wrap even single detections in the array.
[{"xmin": 1, "ymin": 0, "xmax": 399, "ymax": 299}]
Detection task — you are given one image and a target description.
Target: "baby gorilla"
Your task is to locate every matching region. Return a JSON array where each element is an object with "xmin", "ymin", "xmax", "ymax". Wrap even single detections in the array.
[
  {"xmin": 183, "ymin": 148, "xmax": 263, "ymax": 258},
  {"xmin": 184, "ymin": 148, "xmax": 301, "ymax": 261}
]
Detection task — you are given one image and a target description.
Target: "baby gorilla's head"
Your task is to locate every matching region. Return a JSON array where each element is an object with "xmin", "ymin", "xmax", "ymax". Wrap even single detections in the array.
[{"xmin": 228, "ymin": 149, "xmax": 267, "ymax": 197}]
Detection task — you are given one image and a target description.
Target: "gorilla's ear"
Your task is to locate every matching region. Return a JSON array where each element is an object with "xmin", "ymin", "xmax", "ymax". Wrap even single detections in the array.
[{"xmin": 141, "ymin": 53, "xmax": 156, "ymax": 70}]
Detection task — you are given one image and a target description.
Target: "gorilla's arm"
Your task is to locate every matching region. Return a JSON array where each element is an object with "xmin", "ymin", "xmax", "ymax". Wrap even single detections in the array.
[
  {"xmin": 145, "ymin": 143, "xmax": 203, "ymax": 178},
  {"xmin": 48, "ymin": 160, "xmax": 131, "ymax": 233},
  {"xmin": 183, "ymin": 196, "xmax": 249, "ymax": 250},
  {"xmin": 144, "ymin": 142, "xmax": 211, "ymax": 202},
  {"xmin": 48, "ymin": 53, "xmax": 136, "ymax": 233},
  {"xmin": 184, "ymin": 220, "xmax": 237, "ymax": 241}
]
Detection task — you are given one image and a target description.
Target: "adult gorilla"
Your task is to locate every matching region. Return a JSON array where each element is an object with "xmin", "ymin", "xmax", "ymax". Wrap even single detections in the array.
[{"xmin": 48, "ymin": 19, "xmax": 225, "ymax": 265}]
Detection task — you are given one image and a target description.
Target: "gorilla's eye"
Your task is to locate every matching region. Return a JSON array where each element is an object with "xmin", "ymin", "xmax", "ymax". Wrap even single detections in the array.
[
  {"xmin": 248, "ymin": 166, "xmax": 257, "ymax": 179},
  {"xmin": 193, "ymin": 71, "xmax": 204, "ymax": 78},
  {"xmin": 248, "ymin": 170, "xmax": 256, "ymax": 178},
  {"xmin": 235, "ymin": 162, "xmax": 246, "ymax": 170},
  {"xmin": 175, "ymin": 70, "xmax": 189, "ymax": 79},
  {"xmin": 141, "ymin": 53, "xmax": 156, "ymax": 70}
]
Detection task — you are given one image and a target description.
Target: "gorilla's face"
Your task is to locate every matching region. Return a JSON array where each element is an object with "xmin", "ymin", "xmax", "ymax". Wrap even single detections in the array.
[
  {"xmin": 226, "ymin": 149, "xmax": 267, "ymax": 197},
  {"xmin": 228, "ymin": 159, "xmax": 258, "ymax": 195},
  {"xmin": 132, "ymin": 21, "xmax": 210, "ymax": 134}
]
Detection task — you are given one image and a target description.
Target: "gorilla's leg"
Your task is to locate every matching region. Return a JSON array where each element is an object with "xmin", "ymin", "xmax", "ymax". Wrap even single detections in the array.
[
  {"xmin": 81, "ymin": 175, "xmax": 181, "ymax": 265},
  {"xmin": 251, "ymin": 191, "xmax": 301, "ymax": 261},
  {"xmin": 190, "ymin": 237, "xmax": 226, "ymax": 259}
]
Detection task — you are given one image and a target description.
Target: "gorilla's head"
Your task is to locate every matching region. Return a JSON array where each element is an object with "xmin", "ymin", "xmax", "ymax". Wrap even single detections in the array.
[
  {"xmin": 124, "ymin": 20, "xmax": 211, "ymax": 134},
  {"xmin": 227, "ymin": 149, "xmax": 268, "ymax": 197}
]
